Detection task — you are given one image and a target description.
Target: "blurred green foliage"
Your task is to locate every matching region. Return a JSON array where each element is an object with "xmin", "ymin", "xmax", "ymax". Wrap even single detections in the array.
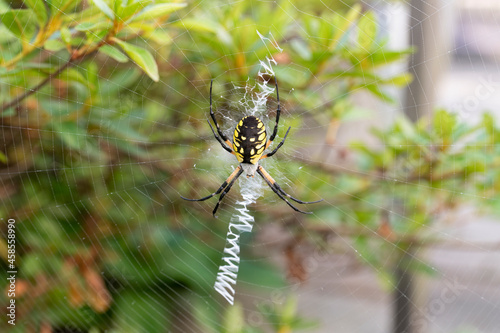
[{"xmin": 1, "ymin": 0, "xmax": 497, "ymax": 332}]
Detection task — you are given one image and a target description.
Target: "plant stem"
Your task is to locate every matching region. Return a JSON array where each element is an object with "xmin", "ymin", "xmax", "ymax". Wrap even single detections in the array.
[
  {"xmin": 0, "ymin": 29, "xmax": 119, "ymax": 114},
  {"xmin": 0, "ymin": 58, "xmax": 73, "ymax": 113}
]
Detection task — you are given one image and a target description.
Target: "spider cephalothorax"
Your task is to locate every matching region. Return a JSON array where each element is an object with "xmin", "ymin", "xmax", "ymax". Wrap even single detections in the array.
[{"xmin": 181, "ymin": 79, "xmax": 322, "ymax": 217}]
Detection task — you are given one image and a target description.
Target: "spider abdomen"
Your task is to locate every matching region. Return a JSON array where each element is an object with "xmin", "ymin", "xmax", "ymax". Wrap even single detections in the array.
[{"xmin": 232, "ymin": 116, "xmax": 267, "ymax": 164}]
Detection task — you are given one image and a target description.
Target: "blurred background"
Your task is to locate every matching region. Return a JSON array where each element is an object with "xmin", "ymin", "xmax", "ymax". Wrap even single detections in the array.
[{"xmin": 1, "ymin": 0, "xmax": 500, "ymax": 332}]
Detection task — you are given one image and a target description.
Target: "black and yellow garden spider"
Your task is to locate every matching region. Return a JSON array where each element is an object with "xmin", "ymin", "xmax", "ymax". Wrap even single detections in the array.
[{"xmin": 181, "ymin": 79, "xmax": 322, "ymax": 217}]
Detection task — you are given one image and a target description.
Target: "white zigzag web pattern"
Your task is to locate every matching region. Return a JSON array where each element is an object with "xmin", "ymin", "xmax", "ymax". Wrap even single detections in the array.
[
  {"xmin": 213, "ymin": 193, "xmax": 256, "ymax": 305},
  {"xmin": 213, "ymin": 31, "xmax": 280, "ymax": 304}
]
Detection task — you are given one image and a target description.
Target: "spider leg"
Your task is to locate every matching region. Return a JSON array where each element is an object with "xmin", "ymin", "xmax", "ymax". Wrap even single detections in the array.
[
  {"xmin": 207, "ymin": 119, "xmax": 234, "ymax": 154},
  {"xmin": 258, "ymin": 165, "xmax": 322, "ymax": 204},
  {"xmin": 209, "ymin": 80, "xmax": 232, "ymax": 147},
  {"xmin": 260, "ymin": 126, "xmax": 291, "ymax": 160},
  {"xmin": 274, "ymin": 180, "xmax": 323, "ymax": 204},
  {"xmin": 257, "ymin": 166, "xmax": 314, "ymax": 214},
  {"xmin": 268, "ymin": 80, "xmax": 281, "ymax": 143},
  {"xmin": 181, "ymin": 166, "xmax": 242, "ymax": 202},
  {"xmin": 262, "ymin": 80, "xmax": 286, "ymax": 153},
  {"xmin": 212, "ymin": 167, "xmax": 244, "ymax": 217}
]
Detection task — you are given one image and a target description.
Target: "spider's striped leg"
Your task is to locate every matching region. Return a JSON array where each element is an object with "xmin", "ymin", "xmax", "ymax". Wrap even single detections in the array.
[
  {"xmin": 268, "ymin": 80, "xmax": 281, "ymax": 143},
  {"xmin": 258, "ymin": 165, "xmax": 322, "ymax": 204},
  {"xmin": 273, "ymin": 176, "xmax": 323, "ymax": 204},
  {"xmin": 260, "ymin": 126, "xmax": 291, "ymax": 160},
  {"xmin": 212, "ymin": 167, "xmax": 244, "ymax": 217},
  {"xmin": 277, "ymin": 186, "xmax": 322, "ymax": 204},
  {"xmin": 207, "ymin": 119, "xmax": 234, "ymax": 154},
  {"xmin": 262, "ymin": 80, "xmax": 285, "ymax": 152},
  {"xmin": 181, "ymin": 166, "xmax": 242, "ymax": 202},
  {"xmin": 257, "ymin": 166, "xmax": 313, "ymax": 214},
  {"xmin": 209, "ymin": 80, "xmax": 232, "ymax": 147}
]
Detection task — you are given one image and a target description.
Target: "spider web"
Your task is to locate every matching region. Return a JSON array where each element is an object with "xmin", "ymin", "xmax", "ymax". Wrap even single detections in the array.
[{"xmin": 1, "ymin": 0, "xmax": 500, "ymax": 332}]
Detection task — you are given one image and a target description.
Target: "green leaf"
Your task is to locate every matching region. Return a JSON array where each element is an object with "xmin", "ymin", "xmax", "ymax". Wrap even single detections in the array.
[
  {"xmin": 86, "ymin": 61, "xmax": 99, "ymax": 94},
  {"xmin": 116, "ymin": 0, "xmax": 152, "ymax": 21},
  {"xmin": 363, "ymin": 83, "xmax": 395, "ymax": 103},
  {"xmin": 330, "ymin": 4, "xmax": 362, "ymax": 50},
  {"xmin": 98, "ymin": 67, "xmax": 141, "ymax": 96},
  {"xmin": 75, "ymin": 21, "xmax": 112, "ymax": 31},
  {"xmin": 223, "ymin": 304, "xmax": 245, "ymax": 333},
  {"xmin": 112, "ymin": 38, "xmax": 159, "ymax": 81},
  {"xmin": 130, "ymin": 3, "xmax": 187, "ymax": 22},
  {"xmin": 40, "ymin": 99, "xmax": 82, "ymax": 117},
  {"xmin": 92, "ymin": 0, "xmax": 114, "ymax": 20},
  {"xmin": 24, "ymin": 0, "xmax": 47, "ymax": 25},
  {"xmin": 69, "ymin": 36, "xmax": 85, "ymax": 47},
  {"xmin": 60, "ymin": 27, "xmax": 72, "ymax": 44},
  {"xmin": 0, "ymin": 9, "xmax": 37, "ymax": 41},
  {"xmin": 47, "ymin": 0, "xmax": 82, "ymax": 15},
  {"xmin": 21, "ymin": 254, "xmax": 45, "ymax": 278},
  {"xmin": 357, "ymin": 11, "xmax": 377, "ymax": 50},
  {"xmin": 282, "ymin": 296, "xmax": 298, "ymax": 323},
  {"xmin": 383, "ymin": 72, "xmax": 413, "ymax": 86},
  {"xmin": 0, "ymin": 62, "xmax": 56, "ymax": 77},
  {"xmin": 0, "ymin": 1, "xmax": 9, "ymax": 14},
  {"xmin": 63, "ymin": 3, "xmax": 101, "ymax": 21},
  {"xmin": 0, "ymin": 150, "xmax": 7, "ymax": 164},
  {"xmin": 340, "ymin": 106, "xmax": 372, "ymax": 121},
  {"xmin": 290, "ymin": 317, "xmax": 319, "ymax": 330},
  {"xmin": 396, "ymin": 116, "xmax": 418, "ymax": 140},
  {"xmin": 75, "ymin": 22, "xmax": 93, "ymax": 31},
  {"xmin": 433, "ymin": 109, "xmax": 457, "ymax": 142},
  {"xmin": 58, "ymin": 68, "xmax": 88, "ymax": 86},
  {"xmin": 52, "ymin": 122, "xmax": 104, "ymax": 159},
  {"xmin": 99, "ymin": 44, "xmax": 128, "ymax": 63},
  {"xmin": 44, "ymin": 39, "xmax": 66, "ymax": 52},
  {"xmin": 172, "ymin": 18, "xmax": 218, "ymax": 32},
  {"xmin": 368, "ymin": 48, "xmax": 415, "ymax": 66},
  {"xmin": 143, "ymin": 29, "xmax": 171, "ymax": 45}
]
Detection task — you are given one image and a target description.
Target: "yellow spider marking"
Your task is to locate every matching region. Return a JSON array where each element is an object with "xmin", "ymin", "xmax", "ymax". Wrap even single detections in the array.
[
  {"xmin": 241, "ymin": 136, "xmax": 246, "ymax": 140},
  {"xmin": 249, "ymin": 138, "xmax": 255, "ymax": 142},
  {"xmin": 257, "ymin": 122, "xmax": 263, "ymax": 128},
  {"xmin": 250, "ymin": 148, "xmax": 255, "ymax": 155},
  {"xmin": 258, "ymin": 133, "xmax": 266, "ymax": 141}
]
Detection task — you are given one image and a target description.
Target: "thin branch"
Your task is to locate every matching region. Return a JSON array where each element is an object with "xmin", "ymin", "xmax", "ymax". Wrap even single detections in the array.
[
  {"xmin": 0, "ymin": 58, "xmax": 73, "ymax": 113},
  {"xmin": 0, "ymin": 27, "xmax": 127, "ymax": 114}
]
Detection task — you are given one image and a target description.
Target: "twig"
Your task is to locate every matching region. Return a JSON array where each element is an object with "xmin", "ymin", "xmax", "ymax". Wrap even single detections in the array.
[
  {"xmin": 0, "ymin": 58, "xmax": 74, "ymax": 113},
  {"xmin": 0, "ymin": 26, "xmax": 126, "ymax": 114}
]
